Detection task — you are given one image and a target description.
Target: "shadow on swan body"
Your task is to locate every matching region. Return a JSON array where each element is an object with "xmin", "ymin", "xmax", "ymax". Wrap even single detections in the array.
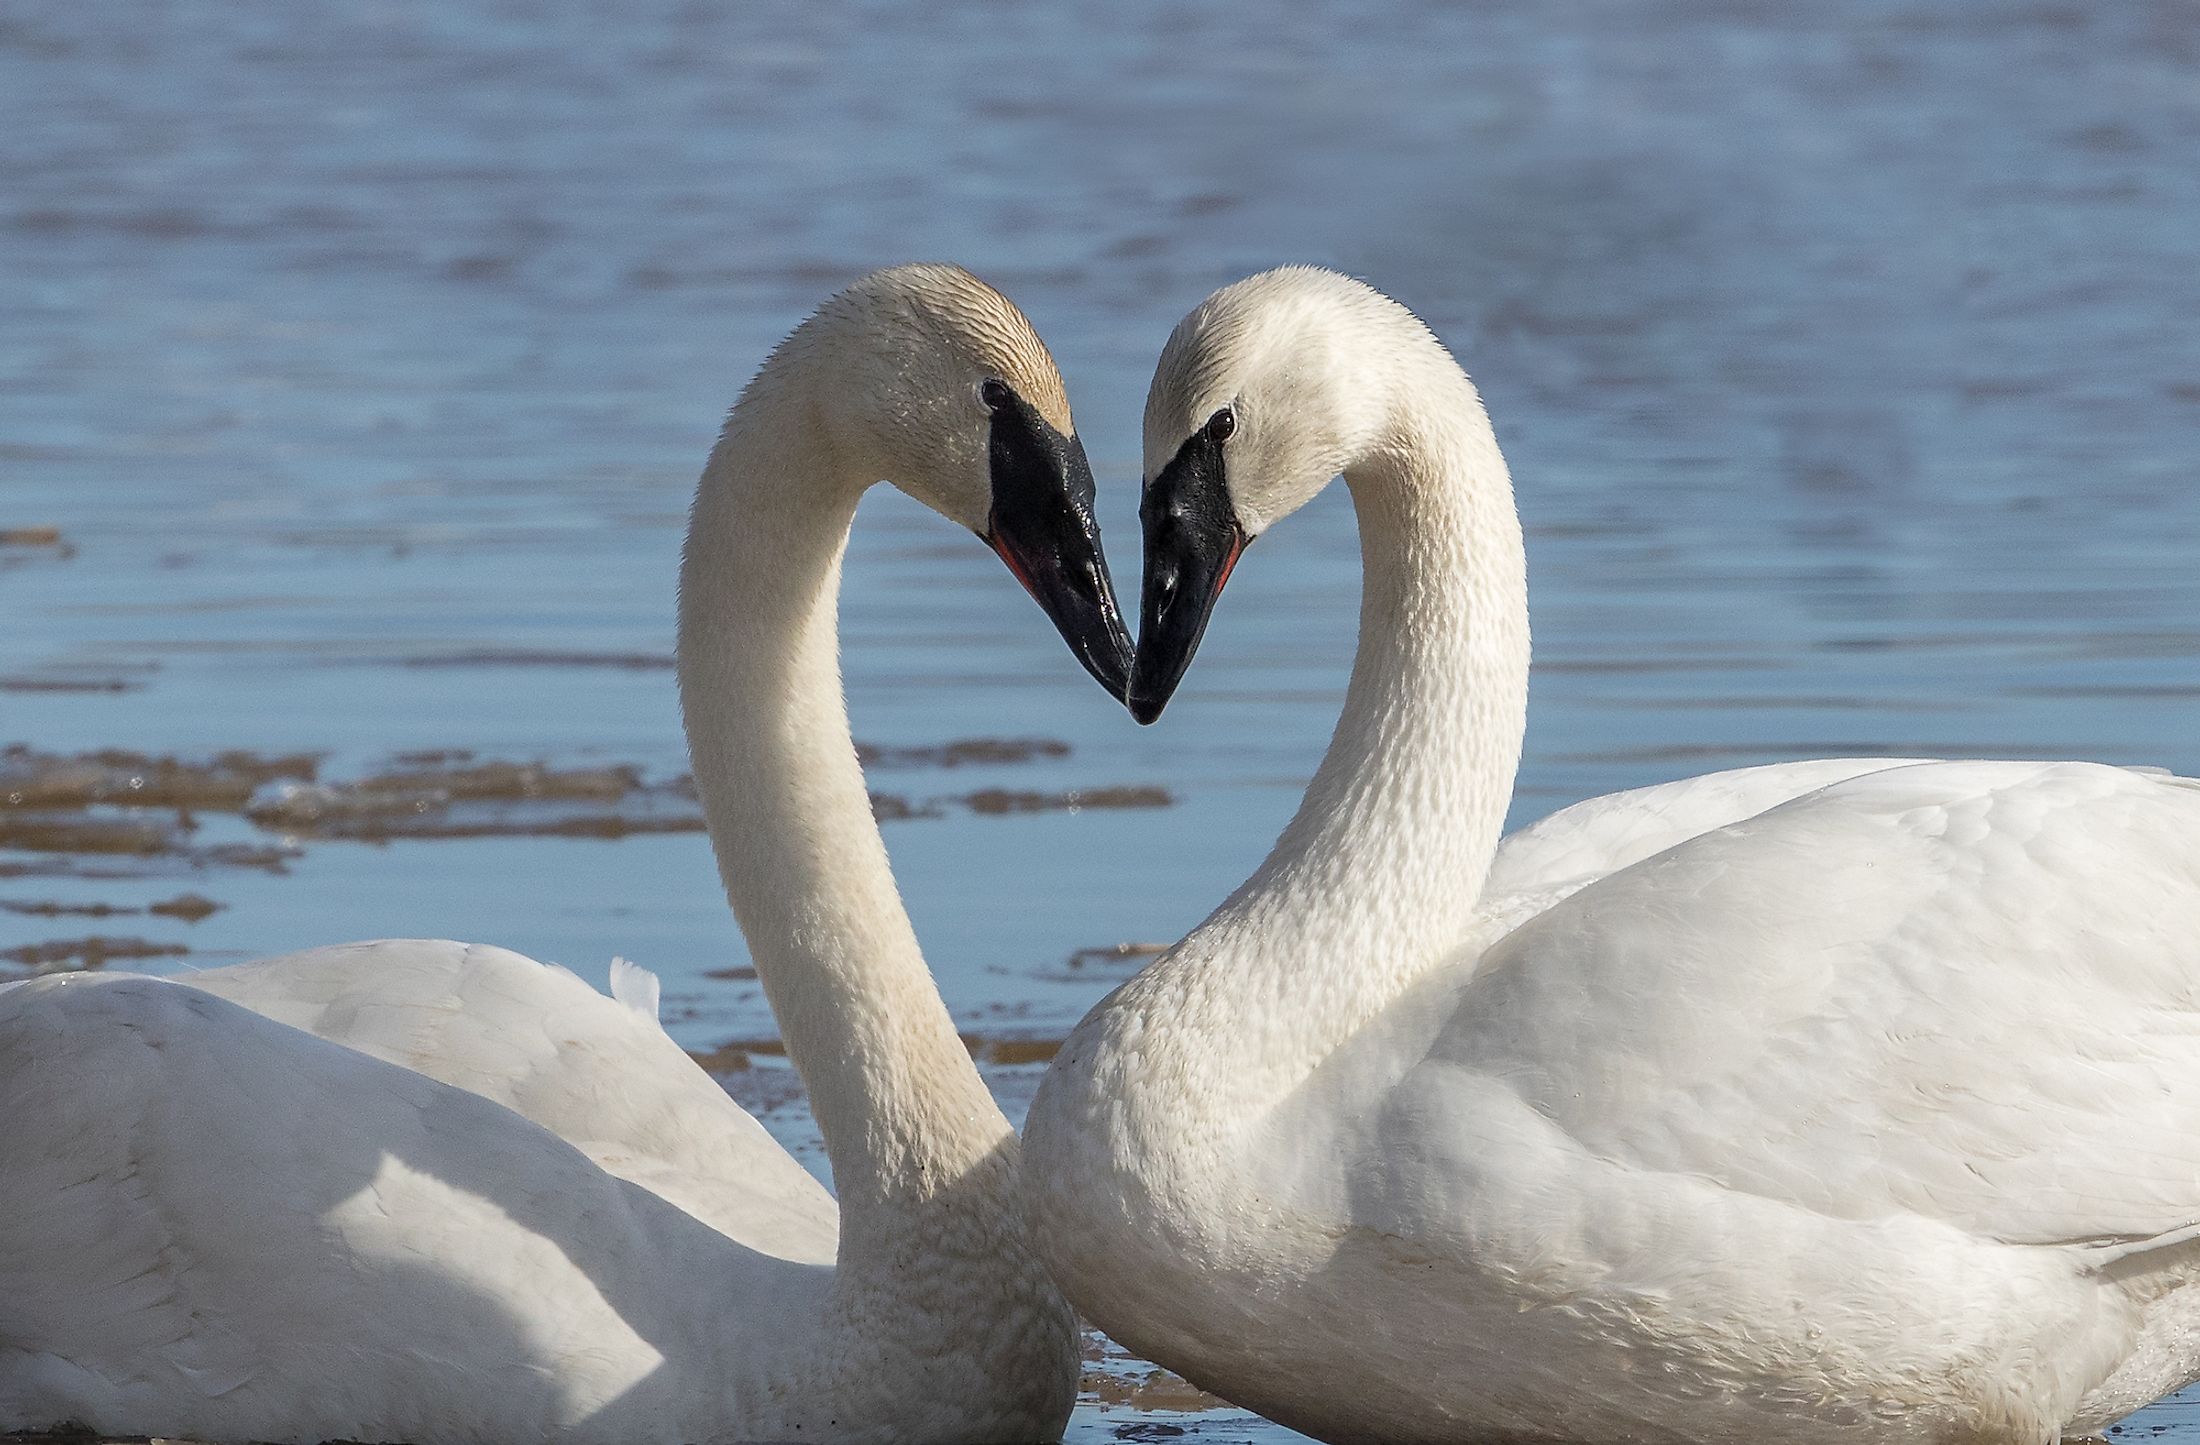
[
  {"xmin": 1024, "ymin": 266, "xmax": 2200, "ymax": 1445},
  {"xmin": 183, "ymin": 940, "xmax": 840, "ymax": 1255},
  {"xmin": 1, "ymin": 264, "xmax": 1133, "ymax": 1445}
]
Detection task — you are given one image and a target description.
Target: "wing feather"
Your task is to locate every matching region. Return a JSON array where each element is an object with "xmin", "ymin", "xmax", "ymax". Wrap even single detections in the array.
[
  {"xmin": 1429, "ymin": 761, "xmax": 2200, "ymax": 1252},
  {"xmin": 184, "ymin": 940, "xmax": 835, "ymax": 1260},
  {"xmin": 0, "ymin": 974, "xmax": 799, "ymax": 1439}
]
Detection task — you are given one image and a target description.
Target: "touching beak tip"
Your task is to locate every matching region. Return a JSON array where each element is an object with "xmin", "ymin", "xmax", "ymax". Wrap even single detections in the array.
[
  {"xmin": 1088, "ymin": 640, "xmax": 1132, "ymax": 704},
  {"xmin": 987, "ymin": 527, "xmax": 1136, "ymax": 704},
  {"xmin": 1126, "ymin": 528, "xmax": 1241, "ymax": 729}
]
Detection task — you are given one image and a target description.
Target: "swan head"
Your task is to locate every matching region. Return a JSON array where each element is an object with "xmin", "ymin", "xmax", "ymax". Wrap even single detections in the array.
[
  {"xmin": 800, "ymin": 264, "xmax": 1133, "ymax": 698},
  {"xmin": 1128, "ymin": 267, "xmax": 1423, "ymax": 722}
]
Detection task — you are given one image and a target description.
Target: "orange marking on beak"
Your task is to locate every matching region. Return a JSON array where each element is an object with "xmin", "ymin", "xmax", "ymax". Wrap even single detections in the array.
[
  {"xmin": 1211, "ymin": 533, "xmax": 1247, "ymax": 600},
  {"xmin": 988, "ymin": 535, "xmax": 1044, "ymax": 604}
]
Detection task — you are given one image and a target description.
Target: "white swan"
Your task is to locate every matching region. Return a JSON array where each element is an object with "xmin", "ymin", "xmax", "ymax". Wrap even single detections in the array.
[
  {"xmin": 1024, "ymin": 266, "xmax": 2200, "ymax": 1445},
  {"xmin": 1, "ymin": 263, "xmax": 1133, "ymax": 1445}
]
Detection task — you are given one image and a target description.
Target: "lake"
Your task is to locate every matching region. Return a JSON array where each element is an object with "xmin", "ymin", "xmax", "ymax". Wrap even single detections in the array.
[{"xmin": 5, "ymin": 1, "xmax": 2199, "ymax": 1439}]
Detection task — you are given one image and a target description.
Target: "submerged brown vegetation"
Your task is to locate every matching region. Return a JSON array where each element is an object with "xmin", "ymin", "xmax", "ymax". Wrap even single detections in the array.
[
  {"xmin": 242, "ymin": 758, "xmax": 691, "ymax": 842},
  {"xmin": 2, "ymin": 740, "xmax": 1168, "ymax": 859},
  {"xmin": 1079, "ymin": 1330, "xmax": 1234, "ymax": 1418},
  {"xmin": 0, "ymin": 894, "xmax": 220, "ymax": 922},
  {"xmin": 858, "ymin": 736, "xmax": 1070, "ymax": 768},
  {"xmin": 1, "ymin": 737, "xmax": 1175, "ymax": 976},
  {"xmin": 688, "ymin": 1029, "xmax": 1066, "ymax": 1075},
  {"xmin": 1, "ymin": 746, "xmax": 316, "ymax": 809},
  {"xmin": 963, "ymin": 784, "xmax": 1172, "ymax": 814},
  {"xmin": 0, "ymin": 677, "xmax": 140, "ymax": 694},
  {"xmin": 1067, "ymin": 940, "xmax": 1170, "ymax": 970},
  {"xmin": 1, "ymin": 936, "xmax": 189, "ymax": 970}
]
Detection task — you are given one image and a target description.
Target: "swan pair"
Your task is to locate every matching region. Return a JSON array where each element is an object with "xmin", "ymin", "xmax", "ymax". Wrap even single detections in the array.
[{"xmin": 9, "ymin": 262, "xmax": 2200, "ymax": 1445}]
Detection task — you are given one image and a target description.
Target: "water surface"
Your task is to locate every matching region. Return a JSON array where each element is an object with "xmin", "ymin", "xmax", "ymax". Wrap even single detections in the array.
[{"xmin": 5, "ymin": 2, "xmax": 2199, "ymax": 1439}]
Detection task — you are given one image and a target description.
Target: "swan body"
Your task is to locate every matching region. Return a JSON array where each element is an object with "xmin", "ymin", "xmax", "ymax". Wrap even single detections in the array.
[
  {"xmin": 3, "ymin": 263, "xmax": 1132, "ymax": 1444},
  {"xmin": 185, "ymin": 940, "xmax": 835, "ymax": 1252},
  {"xmin": 1025, "ymin": 267, "xmax": 2200, "ymax": 1445},
  {"xmin": 2, "ymin": 968, "xmax": 854, "ymax": 1443}
]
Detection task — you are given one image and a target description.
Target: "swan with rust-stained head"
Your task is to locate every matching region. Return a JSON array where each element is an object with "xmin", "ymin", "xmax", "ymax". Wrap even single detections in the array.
[
  {"xmin": 1024, "ymin": 265, "xmax": 2200, "ymax": 1445},
  {"xmin": 1, "ymin": 264, "xmax": 1129, "ymax": 1445}
]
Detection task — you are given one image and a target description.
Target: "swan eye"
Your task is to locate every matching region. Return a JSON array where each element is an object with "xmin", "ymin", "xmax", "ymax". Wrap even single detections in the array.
[
  {"xmin": 980, "ymin": 378, "xmax": 1014, "ymax": 412},
  {"xmin": 1204, "ymin": 407, "xmax": 1237, "ymax": 443}
]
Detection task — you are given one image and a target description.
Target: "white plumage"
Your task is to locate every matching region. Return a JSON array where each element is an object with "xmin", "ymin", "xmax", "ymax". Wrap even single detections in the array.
[
  {"xmin": 2, "ymin": 264, "xmax": 1093, "ymax": 1445},
  {"xmin": 1, "ymin": 963, "xmax": 830, "ymax": 1443},
  {"xmin": 1025, "ymin": 268, "xmax": 2200, "ymax": 1445},
  {"xmin": 187, "ymin": 941, "xmax": 835, "ymax": 1253}
]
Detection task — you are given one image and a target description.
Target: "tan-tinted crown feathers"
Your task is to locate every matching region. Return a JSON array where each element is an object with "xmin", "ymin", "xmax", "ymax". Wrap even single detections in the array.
[{"xmin": 827, "ymin": 263, "xmax": 1073, "ymax": 435}]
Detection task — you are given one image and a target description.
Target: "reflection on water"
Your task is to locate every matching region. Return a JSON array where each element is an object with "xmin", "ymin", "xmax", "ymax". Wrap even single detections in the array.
[{"xmin": 4, "ymin": 0, "xmax": 2199, "ymax": 1439}]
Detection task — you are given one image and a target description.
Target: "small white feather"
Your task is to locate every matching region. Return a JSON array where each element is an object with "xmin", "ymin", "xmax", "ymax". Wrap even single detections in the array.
[{"xmin": 607, "ymin": 956, "xmax": 661, "ymax": 1025}]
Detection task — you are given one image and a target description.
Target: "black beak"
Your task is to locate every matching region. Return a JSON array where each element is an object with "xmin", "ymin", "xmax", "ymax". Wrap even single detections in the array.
[
  {"xmin": 1127, "ymin": 426, "xmax": 1246, "ymax": 724},
  {"xmin": 981, "ymin": 392, "xmax": 1133, "ymax": 700}
]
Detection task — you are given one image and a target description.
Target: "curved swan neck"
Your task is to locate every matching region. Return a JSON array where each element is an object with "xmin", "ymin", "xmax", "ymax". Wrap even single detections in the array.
[
  {"xmin": 1278, "ymin": 355, "xmax": 1527, "ymax": 931},
  {"xmin": 1159, "ymin": 341, "xmax": 1529, "ymax": 1092},
  {"xmin": 676, "ymin": 358, "xmax": 1011, "ymax": 1228}
]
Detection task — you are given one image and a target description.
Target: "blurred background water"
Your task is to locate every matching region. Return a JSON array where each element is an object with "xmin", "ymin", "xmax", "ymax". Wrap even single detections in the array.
[{"xmin": 5, "ymin": 2, "xmax": 2199, "ymax": 1439}]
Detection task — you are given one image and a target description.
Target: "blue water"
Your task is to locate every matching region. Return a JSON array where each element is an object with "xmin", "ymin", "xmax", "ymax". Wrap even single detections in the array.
[{"xmin": 6, "ymin": 2, "xmax": 2200, "ymax": 1439}]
